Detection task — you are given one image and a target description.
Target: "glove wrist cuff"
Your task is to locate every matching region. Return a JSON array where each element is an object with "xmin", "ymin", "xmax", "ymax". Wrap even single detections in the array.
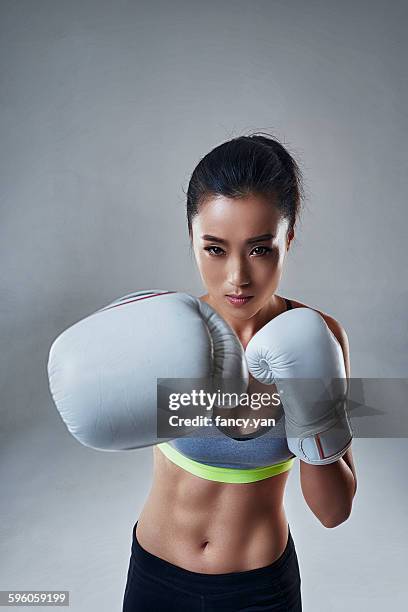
[{"xmin": 286, "ymin": 406, "xmax": 353, "ymax": 465}]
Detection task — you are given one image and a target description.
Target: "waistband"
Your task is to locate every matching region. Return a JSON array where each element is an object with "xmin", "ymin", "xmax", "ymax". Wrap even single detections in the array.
[
  {"xmin": 157, "ymin": 442, "xmax": 295, "ymax": 483},
  {"xmin": 130, "ymin": 520, "xmax": 296, "ymax": 591}
]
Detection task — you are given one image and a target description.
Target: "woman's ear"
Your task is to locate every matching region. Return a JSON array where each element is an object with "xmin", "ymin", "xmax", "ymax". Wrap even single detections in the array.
[{"xmin": 286, "ymin": 229, "xmax": 294, "ymax": 251}]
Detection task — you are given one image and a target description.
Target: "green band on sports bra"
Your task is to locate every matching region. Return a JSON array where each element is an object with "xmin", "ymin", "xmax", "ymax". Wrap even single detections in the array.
[{"xmin": 157, "ymin": 442, "xmax": 295, "ymax": 483}]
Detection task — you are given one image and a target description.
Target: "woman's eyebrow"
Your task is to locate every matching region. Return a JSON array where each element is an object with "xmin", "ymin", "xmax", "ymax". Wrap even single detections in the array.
[{"xmin": 201, "ymin": 233, "xmax": 274, "ymax": 244}]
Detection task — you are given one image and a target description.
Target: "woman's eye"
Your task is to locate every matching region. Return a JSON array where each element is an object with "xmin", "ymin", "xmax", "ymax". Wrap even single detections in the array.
[
  {"xmin": 251, "ymin": 246, "xmax": 272, "ymax": 256},
  {"xmin": 205, "ymin": 246, "xmax": 225, "ymax": 256},
  {"xmin": 204, "ymin": 246, "xmax": 272, "ymax": 257}
]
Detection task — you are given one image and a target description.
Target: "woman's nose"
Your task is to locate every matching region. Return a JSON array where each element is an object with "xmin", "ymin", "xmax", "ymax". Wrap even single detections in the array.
[{"xmin": 227, "ymin": 258, "xmax": 251, "ymax": 287}]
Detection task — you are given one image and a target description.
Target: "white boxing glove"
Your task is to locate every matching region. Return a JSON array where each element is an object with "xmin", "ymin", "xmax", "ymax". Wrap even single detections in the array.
[
  {"xmin": 245, "ymin": 308, "xmax": 353, "ymax": 465},
  {"xmin": 48, "ymin": 290, "xmax": 248, "ymax": 451}
]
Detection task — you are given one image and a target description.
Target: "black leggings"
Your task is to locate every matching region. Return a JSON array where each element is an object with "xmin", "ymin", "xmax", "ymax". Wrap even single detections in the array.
[{"xmin": 122, "ymin": 521, "xmax": 302, "ymax": 611}]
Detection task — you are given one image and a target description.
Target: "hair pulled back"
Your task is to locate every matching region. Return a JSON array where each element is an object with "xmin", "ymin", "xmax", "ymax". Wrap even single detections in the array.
[{"xmin": 186, "ymin": 133, "xmax": 304, "ymax": 239}]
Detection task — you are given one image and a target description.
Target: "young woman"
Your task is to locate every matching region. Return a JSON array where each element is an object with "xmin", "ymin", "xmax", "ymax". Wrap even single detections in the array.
[{"xmin": 122, "ymin": 134, "xmax": 358, "ymax": 611}]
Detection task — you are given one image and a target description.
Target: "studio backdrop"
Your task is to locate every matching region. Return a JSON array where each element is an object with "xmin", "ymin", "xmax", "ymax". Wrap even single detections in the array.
[{"xmin": 1, "ymin": 1, "xmax": 407, "ymax": 611}]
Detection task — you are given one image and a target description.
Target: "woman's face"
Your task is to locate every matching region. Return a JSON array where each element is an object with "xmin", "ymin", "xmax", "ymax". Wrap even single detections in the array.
[{"xmin": 191, "ymin": 193, "xmax": 293, "ymax": 321}]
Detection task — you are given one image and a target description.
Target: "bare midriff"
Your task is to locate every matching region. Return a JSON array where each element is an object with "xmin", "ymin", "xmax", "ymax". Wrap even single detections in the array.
[
  {"xmin": 135, "ymin": 446, "xmax": 291, "ymax": 574},
  {"xmin": 136, "ymin": 293, "xmax": 301, "ymax": 575}
]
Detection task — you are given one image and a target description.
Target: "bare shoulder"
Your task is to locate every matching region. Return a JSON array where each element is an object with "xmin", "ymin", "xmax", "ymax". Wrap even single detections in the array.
[
  {"xmin": 289, "ymin": 298, "xmax": 348, "ymax": 346},
  {"xmin": 288, "ymin": 298, "xmax": 350, "ymax": 377}
]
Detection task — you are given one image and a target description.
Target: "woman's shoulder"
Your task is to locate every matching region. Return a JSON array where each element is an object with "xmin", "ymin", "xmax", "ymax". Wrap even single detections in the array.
[
  {"xmin": 288, "ymin": 298, "xmax": 350, "ymax": 375},
  {"xmin": 288, "ymin": 298, "xmax": 347, "ymax": 340}
]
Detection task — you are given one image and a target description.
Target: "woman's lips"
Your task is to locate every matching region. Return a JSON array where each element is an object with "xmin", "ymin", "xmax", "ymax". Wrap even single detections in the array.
[{"xmin": 225, "ymin": 295, "xmax": 254, "ymax": 306}]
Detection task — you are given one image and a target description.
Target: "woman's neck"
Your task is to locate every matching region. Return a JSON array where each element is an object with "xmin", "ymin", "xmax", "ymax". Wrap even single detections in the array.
[{"xmin": 199, "ymin": 293, "xmax": 285, "ymax": 345}]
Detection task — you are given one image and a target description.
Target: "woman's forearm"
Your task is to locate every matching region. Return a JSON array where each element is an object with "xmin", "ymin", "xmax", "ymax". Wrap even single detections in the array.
[{"xmin": 299, "ymin": 455, "xmax": 357, "ymax": 528}]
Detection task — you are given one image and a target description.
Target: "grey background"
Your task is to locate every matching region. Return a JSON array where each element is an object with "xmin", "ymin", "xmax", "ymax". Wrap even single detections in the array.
[{"xmin": 1, "ymin": 0, "xmax": 407, "ymax": 610}]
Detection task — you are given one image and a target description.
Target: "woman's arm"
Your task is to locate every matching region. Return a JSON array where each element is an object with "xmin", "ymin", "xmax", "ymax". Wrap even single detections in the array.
[{"xmin": 299, "ymin": 314, "xmax": 358, "ymax": 528}]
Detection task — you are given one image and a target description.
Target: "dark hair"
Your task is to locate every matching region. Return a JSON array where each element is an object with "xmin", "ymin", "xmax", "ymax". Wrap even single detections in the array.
[{"xmin": 186, "ymin": 133, "xmax": 304, "ymax": 240}]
